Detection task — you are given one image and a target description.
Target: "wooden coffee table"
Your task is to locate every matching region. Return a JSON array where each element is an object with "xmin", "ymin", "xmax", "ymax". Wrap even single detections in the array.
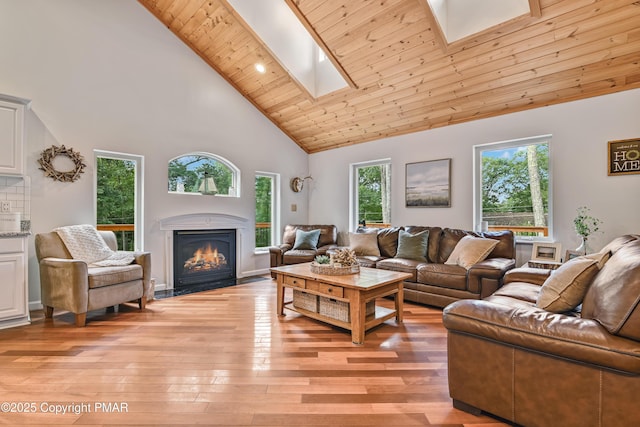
[{"xmin": 271, "ymin": 263, "xmax": 411, "ymax": 344}]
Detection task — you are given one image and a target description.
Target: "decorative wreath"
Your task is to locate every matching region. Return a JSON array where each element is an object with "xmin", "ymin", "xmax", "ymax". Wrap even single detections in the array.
[{"xmin": 38, "ymin": 145, "xmax": 86, "ymax": 182}]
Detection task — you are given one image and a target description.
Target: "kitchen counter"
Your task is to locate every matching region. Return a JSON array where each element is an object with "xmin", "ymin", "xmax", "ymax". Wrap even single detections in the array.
[{"xmin": 0, "ymin": 231, "xmax": 31, "ymax": 238}]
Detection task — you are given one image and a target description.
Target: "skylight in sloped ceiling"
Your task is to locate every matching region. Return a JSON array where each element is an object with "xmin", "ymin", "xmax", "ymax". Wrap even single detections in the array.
[
  {"xmin": 427, "ymin": 0, "xmax": 531, "ymax": 42},
  {"xmin": 227, "ymin": 0, "xmax": 348, "ymax": 98}
]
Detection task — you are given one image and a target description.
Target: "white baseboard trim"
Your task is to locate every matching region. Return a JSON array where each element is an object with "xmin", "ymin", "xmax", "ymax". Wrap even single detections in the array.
[{"xmin": 240, "ymin": 268, "xmax": 270, "ymax": 278}]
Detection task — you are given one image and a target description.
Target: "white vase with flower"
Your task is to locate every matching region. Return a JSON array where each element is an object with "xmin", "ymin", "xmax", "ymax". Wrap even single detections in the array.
[{"xmin": 573, "ymin": 206, "xmax": 602, "ymax": 255}]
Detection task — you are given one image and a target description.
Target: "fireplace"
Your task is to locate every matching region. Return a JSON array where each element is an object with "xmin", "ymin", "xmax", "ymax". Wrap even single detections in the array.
[{"xmin": 173, "ymin": 229, "xmax": 236, "ymax": 287}]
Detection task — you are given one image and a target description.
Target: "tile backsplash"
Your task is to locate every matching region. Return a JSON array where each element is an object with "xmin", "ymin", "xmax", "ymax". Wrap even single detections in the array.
[{"xmin": 0, "ymin": 175, "xmax": 30, "ymax": 230}]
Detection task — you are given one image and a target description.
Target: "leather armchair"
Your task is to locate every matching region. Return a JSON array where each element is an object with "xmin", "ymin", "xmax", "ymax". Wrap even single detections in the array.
[
  {"xmin": 269, "ymin": 224, "xmax": 338, "ymax": 278},
  {"xmin": 35, "ymin": 230, "xmax": 152, "ymax": 326}
]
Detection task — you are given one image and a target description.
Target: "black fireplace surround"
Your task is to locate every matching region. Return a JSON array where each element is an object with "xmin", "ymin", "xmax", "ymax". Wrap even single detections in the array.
[{"xmin": 173, "ymin": 229, "xmax": 236, "ymax": 287}]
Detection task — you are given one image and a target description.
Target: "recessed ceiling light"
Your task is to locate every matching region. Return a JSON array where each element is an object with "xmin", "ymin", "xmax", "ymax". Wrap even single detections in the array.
[{"xmin": 255, "ymin": 63, "xmax": 266, "ymax": 73}]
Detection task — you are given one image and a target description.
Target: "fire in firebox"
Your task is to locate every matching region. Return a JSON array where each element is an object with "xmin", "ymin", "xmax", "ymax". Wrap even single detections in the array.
[{"xmin": 183, "ymin": 243, "xmax": 227, "ymax": 274}]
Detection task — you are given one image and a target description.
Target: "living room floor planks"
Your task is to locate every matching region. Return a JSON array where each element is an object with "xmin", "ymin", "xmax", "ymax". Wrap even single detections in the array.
[{"xmin": 0, "ymin": 277, "xmax": 508, "ymax": 426}]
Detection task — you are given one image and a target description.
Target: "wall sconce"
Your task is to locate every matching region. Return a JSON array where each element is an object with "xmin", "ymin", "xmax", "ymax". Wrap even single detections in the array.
[{"xmin": 290, "ymin": 175, "xmax": 312, "ymax": 192}]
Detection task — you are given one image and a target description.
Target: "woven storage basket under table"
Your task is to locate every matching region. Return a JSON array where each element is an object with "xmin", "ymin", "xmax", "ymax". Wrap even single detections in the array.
[
  {"xmin": 319, "ymin": 297, "xmax": 375, "ymax": 322},
  {"xmin": 293, "ymin": 290, "xmax": 319, "ymax": 313}
]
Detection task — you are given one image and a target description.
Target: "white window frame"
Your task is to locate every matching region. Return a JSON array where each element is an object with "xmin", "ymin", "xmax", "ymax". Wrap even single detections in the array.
[
  {"xmin": 254, "ymin": 171, "xmax": 280, "ymax": 252},
  {"xmin": 94, "ymin": 150, "xmax": 144, "ymax": 251},
  {"xmin": 168, "ymin": 152, "xmax": 241, "ymax": 197},
  {"xmin": 473, "ymin": 134, "xmax": 553, "ymax": 242},
  {"xmin": 349, "ymin": 158, "xmax": 392, "ymax": 231}
]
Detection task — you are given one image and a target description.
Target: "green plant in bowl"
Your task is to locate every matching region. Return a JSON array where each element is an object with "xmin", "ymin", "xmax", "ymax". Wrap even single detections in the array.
[{"xmin": 314, "ymin": 255, "xmax": 330, "ymax": 264}]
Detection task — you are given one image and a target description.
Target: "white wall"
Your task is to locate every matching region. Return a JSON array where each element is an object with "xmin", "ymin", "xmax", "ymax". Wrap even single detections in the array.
[
  {"xmin": 0, "ymin": 0, "xmax": 309, "ymax": 304},
  {"xmin": 2, "ymin": 0, "xmax": 639, "ymax": 306},
  {"xmin": 309, "ymin": 89, "xmax": 640, "ymax": 262}
]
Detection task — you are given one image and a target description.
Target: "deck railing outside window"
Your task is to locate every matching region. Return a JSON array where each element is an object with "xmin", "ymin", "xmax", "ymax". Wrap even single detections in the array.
[
  {"xmin": 96, "ymin": 224, "xmax": 135, "ymax": 251},
  {"xmin": 255, "ymin": 222, "xmax": 271, "ymax": 248}
]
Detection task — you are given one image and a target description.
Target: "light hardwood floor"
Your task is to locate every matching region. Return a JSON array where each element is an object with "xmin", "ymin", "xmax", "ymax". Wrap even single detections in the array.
[{"xmin": 0, "ymin": 277, "xmax": 509, "ymax": 426}]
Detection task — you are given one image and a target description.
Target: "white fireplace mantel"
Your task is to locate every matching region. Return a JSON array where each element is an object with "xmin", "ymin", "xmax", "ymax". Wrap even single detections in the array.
[
  {"xmin": 159, "ymin": 213, "xmax": 249, "ymax": 288},
  {"xmin": 159, "ymin": 213, "xmax": 249, "ymax": 231}
]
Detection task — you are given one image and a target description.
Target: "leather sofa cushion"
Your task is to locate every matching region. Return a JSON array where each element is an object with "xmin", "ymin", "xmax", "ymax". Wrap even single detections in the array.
[
  {"xmin": 599, "ymin": 234, "xmax": 640, "ymax": 256},
  {"xmin": 536, "ymin": 256, "xmax": 601, "ymax": 313},
  {"xmin": 283, "ymin": 249, "xmax": 316, "ymax": 264},
  {"xmin": 417, "ymin": 263, "xmax": 467, "ymax": 291},
  {"xmin": 437, "ymin": 228, "xmax": 479, "ymax": 263},
  {"xmin": 293, "ymin": 229, "xmax": 321, "ymax": 250},
  {"xmin": 504, "ymin": 267, "xmax": 551, "ymax": 286},
  {"xmin": 444, "ymin": 235, "xmax": 499, "ymax": 269},
  {"xmin": 404, "ymin": 226, "xmax": 442, "ymax": 262},
  {"xmin": 582, "ymin": 240, "xmax": 640, "ymax": 340},
  {"xmin": 355, "ymin": 255, "xmax": 383, "ymax": 268},
  {"xmin": 395, "ymin": 229, "xmax": 429, "ymax": 261},
  {"xmin": 376, "ymin": 258, "xmax": 421, "ymax": 281},
  {"xmin": 88, "ymin": 264, "xmax": 143, "ymax": 289},
  {"xmin": 348, "ymin": 232, "xmax": 380, "ymax": 256},
  {"xmin": 480, "ymin": 230, "xmax": 516, "ymax": 259},
  {"xmin": 490, "ymin": 282, "xmax": 541, "ymax": 305},
  {"xmin": 371, "ymin": 226, "xmax": 402, "ymax": 258},
  {"xmin": 434, "ymin": 228, "xmax": 515, "ymax": 264},
  {"xmin": 282, "ymin": 225, "xmax": 337, "ymax": 248}
]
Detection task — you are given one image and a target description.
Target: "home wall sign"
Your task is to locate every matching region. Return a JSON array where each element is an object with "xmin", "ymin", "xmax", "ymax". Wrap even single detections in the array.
[
  {"xmin": 608, "ymin": 138, "xmax": 640, "ymax": 176},
  {"xmin": 38, "ymin": 145, "xmax": 86, "ymax": 182}
]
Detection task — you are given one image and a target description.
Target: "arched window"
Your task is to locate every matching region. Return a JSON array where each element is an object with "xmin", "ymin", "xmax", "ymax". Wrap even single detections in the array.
[{"xmin": 168, "ymin": 152, "xmax": 240, "ymax": 197}]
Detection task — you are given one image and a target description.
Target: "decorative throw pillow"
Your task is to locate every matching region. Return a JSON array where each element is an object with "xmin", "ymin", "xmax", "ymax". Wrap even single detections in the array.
[
  {"xmin": 394, "ymin": 229, "xmax": 429, "ymax": 262},
  {"xmin": 584, "ymin": 250, "xmax": 610, "ymax": 269},
  {"xmin": 292, "ymin": 229, "xmax": 321, "ymax": 250},
  {"xmin": 536, "ymin": 256, "xmax": 601, "ymax": 313},
  {"xmin": 348, "ymin": 232, "xmax": 381, "ymax": 256},
  {"xmin": 444, "ymin": 235, "xmax": 499, "ymax": 269}
]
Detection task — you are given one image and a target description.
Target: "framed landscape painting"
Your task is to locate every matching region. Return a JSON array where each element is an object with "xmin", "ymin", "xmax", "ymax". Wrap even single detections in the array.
[{"xmin": 405, "ymin": 158, "xmax": 451, "ymax": 207}]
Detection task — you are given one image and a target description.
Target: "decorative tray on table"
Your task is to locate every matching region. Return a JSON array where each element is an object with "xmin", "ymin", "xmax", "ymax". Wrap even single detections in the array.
[
  {"xmin": 310, "ymin": 249, "xmax": 360, "ymax": 275},
  {"xmin": 310, "ymin": 262, "xmax": 360, "ymax": 275}
]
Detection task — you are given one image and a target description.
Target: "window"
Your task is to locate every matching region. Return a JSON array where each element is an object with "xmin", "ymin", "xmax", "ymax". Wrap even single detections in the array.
[
  {"xmin": 227, "ymin": 0, "xmax": 349, "ymax": 98},
  {"xmin": 474, "ymin": 135, "xmax": 552, "ymax": 240},
  {"xmin": 94, "ymin": 151, "xmax": 144, "ymax": 251},
  {"xmin": 168, "ymin": 152, "xmax": 240, "ymax": 197},
  {"xmin": 350, "ymin": 159, "xmax": 392, "ymax": 230},
  {"xmin": 255, "ymin": 172, "xmax": 280, "ymax": 250}
]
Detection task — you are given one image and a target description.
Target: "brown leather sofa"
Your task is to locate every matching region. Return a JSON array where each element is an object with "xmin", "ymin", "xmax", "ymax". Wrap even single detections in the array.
[
  {"xmin": 269, "ymin": 224, "xmax": 338, "ymax": 278},
  {"xmin": 443, "ymin": 234, "xmax": 640, "ymax": 427},
  {"xmin": 351, "ymin": 226, "xmax": 515, "ymax": 307}
]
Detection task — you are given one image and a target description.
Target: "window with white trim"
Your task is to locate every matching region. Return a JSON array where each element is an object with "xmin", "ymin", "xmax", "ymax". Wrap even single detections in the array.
[
  {"xmin": 168, "ymin": 152, "xmax": 240, "ymax": 197},
  {"xmin": 95, "ymin": 150, "xmax": 144, "ymax": 251},
  {"xmin": 474, "ymin": 135, "xmax": 552, "ymax": 240},
  {"xmin": 350, "ymin": 159, "xmax": 392, "ymax": 230},
  {"xmin": 255, "ymin": 172, "xmax": 280, "ymax": 249}
]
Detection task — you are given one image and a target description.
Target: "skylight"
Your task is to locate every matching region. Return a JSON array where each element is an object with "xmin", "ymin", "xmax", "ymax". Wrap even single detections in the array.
[
  {"xmin": 427, "ymin": 0, "xmax": 531, "ymax": 43},
  {"xmin": 227, "ymin": 0, "xmax": 348, "ymax": 98}
]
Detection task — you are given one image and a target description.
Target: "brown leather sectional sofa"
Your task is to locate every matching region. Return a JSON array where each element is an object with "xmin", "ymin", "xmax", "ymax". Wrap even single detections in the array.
[
  {"xmin": 443, "ymin": 234, "xmax": 640, "ymax": 426},
  {"xmin": 351, "ymin": 226, "xmax": 516, "ymax": 307}
]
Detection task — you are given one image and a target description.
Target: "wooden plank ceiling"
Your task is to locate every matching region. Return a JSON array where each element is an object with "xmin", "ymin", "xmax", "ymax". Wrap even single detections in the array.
[{"xmin": 139, "ymin": 0, "xmax": 640, "ymax": 153}]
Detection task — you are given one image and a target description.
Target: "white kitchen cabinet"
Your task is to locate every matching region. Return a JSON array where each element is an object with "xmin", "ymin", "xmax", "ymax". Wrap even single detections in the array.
[
  {"xmin": 0, "ymin": 96, "xmax": 29, "ymax": 175},
  {"xmin": 0, "ymin": 237, "xmax": 29, "ymax": 329}
]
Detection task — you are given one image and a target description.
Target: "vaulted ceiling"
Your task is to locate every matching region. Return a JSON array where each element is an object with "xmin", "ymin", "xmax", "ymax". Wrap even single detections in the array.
[{"xmin": 139, "ymin": 0, "xmax": 640, "ymax": 153}]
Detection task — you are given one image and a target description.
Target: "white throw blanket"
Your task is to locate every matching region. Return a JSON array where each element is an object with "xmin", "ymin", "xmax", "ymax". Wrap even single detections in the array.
[{"xmin": 54, "ymin": 224, "xmax": 135, "ymax": 266}]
